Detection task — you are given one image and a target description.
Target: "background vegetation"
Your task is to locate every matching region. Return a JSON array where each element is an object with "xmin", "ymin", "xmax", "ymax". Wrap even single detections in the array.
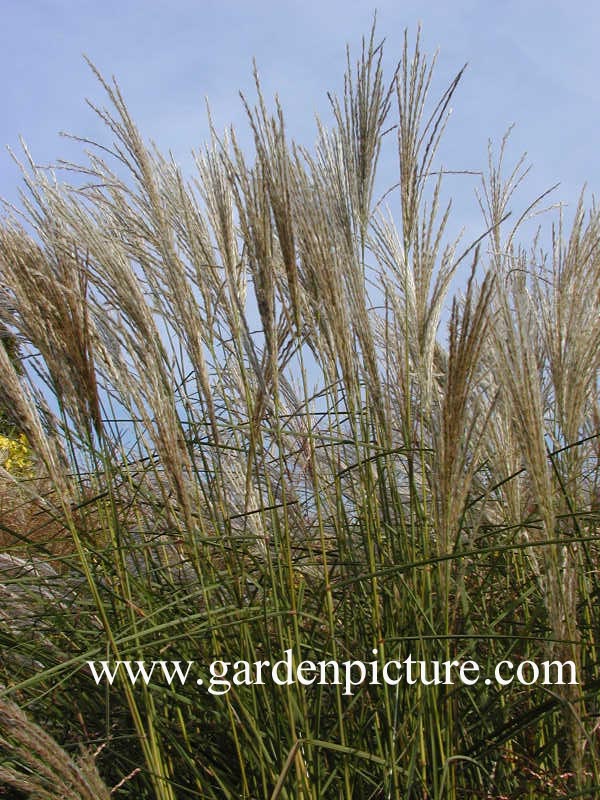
[{"xmin": 0, "ymin": 26, "xmax": 599, "ymax": 799}]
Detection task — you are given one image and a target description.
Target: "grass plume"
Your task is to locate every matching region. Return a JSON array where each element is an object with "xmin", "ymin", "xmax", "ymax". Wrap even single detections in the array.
[{"xmin": 0, "ymin": 21, "xmax": 599, "ymax": 800}]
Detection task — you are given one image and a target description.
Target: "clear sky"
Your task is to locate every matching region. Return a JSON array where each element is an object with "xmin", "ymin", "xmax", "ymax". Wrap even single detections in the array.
[{"xmin": 1, "ymin": 1, "xmax": 598, "ymax": 248}]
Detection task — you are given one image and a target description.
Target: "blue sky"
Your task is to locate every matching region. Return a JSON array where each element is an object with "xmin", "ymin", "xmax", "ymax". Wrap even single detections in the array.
[{"xmin": 1, "ymin": 1, "xmax": 598, "ymax": 247}]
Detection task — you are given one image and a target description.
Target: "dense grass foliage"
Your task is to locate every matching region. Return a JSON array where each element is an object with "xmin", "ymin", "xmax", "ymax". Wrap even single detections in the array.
[{"xmin": 0, "ymin": 26, "xmax": 599, "ymax": 799}]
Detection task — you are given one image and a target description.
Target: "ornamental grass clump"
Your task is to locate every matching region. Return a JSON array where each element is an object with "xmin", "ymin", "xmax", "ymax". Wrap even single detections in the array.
[
  {"xmin": 0, "ymin": 23, "xmax": 599, "ymax": 800},
  {"xmin": 0, "ymin": 696, "xmax": 111, "ymax": 799}
]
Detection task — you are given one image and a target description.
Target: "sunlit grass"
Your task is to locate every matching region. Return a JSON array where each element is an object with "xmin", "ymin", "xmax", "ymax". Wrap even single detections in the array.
[{"xmin": 0, "ymin": 22, "xmax": 599, "ymax": 800}]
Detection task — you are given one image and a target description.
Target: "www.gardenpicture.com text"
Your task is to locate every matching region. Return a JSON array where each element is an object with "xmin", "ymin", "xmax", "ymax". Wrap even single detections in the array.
[{"xmin": 87, "ymin": 650, "xmax": 578, "ymax": 696}]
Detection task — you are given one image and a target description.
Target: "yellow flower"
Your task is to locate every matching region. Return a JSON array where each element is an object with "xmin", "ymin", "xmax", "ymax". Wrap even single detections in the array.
[{"xmin": 0, "ymin": 433, "xmax": 34, "ymax": 477}]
